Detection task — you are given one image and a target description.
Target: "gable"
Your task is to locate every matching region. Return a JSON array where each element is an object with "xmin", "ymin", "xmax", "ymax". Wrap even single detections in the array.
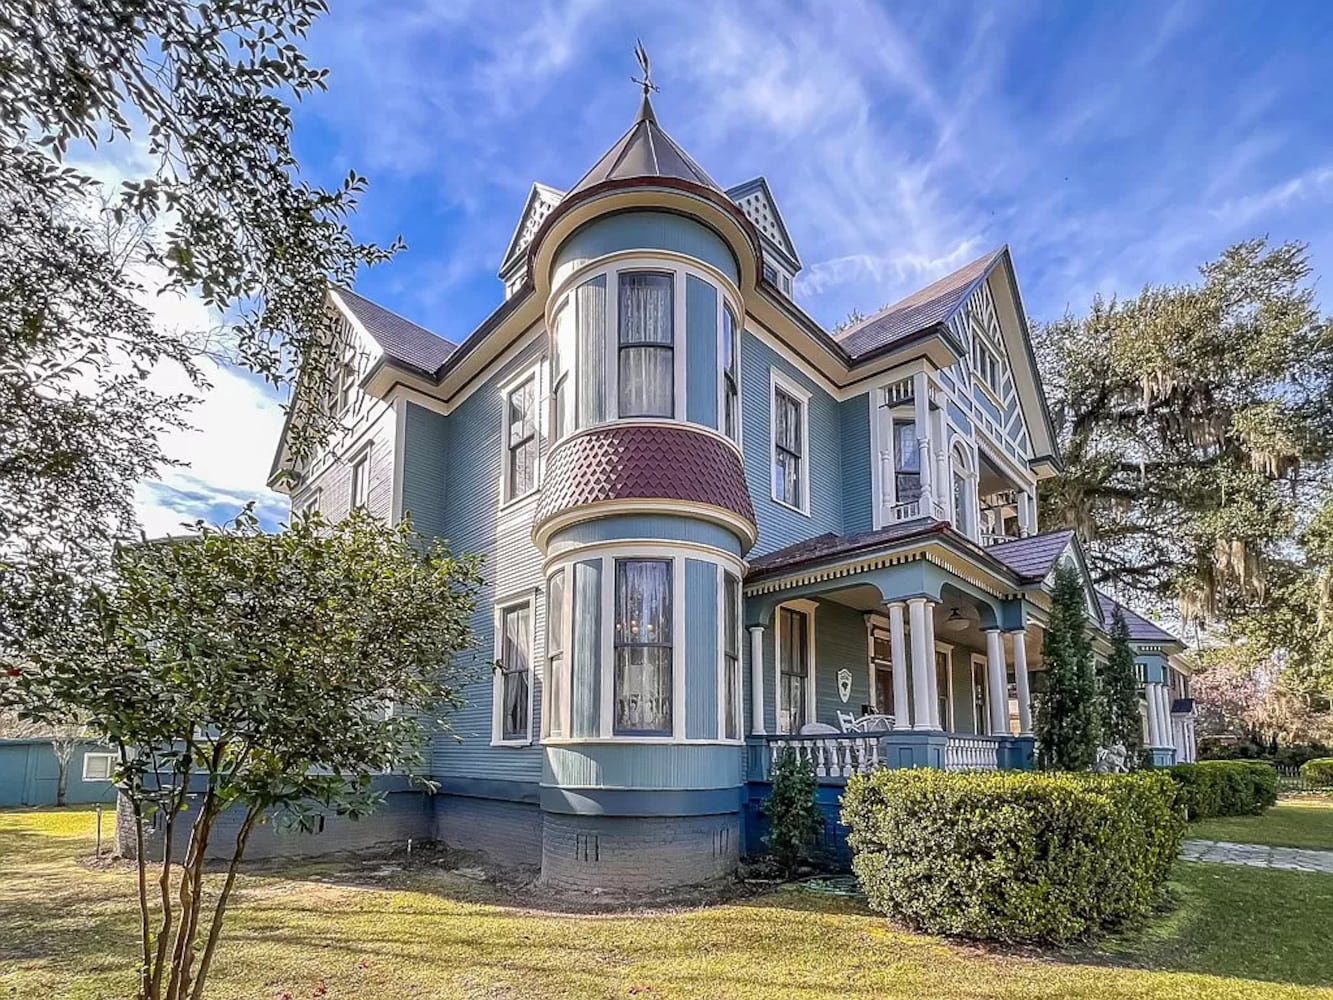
[
  {"xmin": 939, "ymin": 250, "xmax": 1058, "ymax": 474},
  {"xmin": 1041, "ymin": 536, "xmax": 1104, "ymax": 625},
  {"xmin": 497, "ymin": 182, "xmax": 564, "ymax": 287},
  {"xmin": 726, "ymin": 177, "xmax": 801, "ymax": 271}
]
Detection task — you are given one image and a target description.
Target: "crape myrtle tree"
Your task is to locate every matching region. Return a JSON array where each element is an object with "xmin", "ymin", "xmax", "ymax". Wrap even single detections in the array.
[
  {"xmin": 2, "ymin": 508, "xmax": 483, "ymax": 1000},
  {"xmin": 1099, "ymin": 606, "xmax": 1143, "ymax": 764},
  {"xmin": 1037, "ymin": 240, "xmax": 1333, "ymax": 728},
  {"xmin": 0, "ymin": 0, "xmax": 398, "ymax": 665},
  {"xmin": 1035, "ymin": 563, "xmax": 1101, "ymax": 770}
]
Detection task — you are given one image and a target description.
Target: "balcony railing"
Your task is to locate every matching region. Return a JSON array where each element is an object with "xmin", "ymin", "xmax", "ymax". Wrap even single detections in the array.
[
  {"xmin": 944, "ymin": 735, "xmax": 1001, "ymax": 771},
  {"xmin": 761, "ymin": 733, "xmax": 883, "ymax": 780}
]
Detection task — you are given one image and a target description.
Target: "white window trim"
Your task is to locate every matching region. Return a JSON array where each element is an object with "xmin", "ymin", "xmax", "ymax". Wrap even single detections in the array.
[
  {"xmin": 492, "ymin": 591, "xmax": 537, "ymax": 747},
  {"xmin": 770, "ymin": 369, "xmax": 811, "ymax": 516},
  {"xmin": 82, "ymin": 752, "xmax": 114, "ymax": 782},
  {"xmin": 717, "ymin": 569, "xmax": 744, "ymax": 743},
  {"xmin": 348, "ymin": 445, "xmax": 371, "ymax": 511},
  {"xmin": 498, "ymin": 360, "xmax": 545, "ymax": 509},
  {"xmin": 774, "ymin": 598, "xmax": 818, "ymax": 735}
]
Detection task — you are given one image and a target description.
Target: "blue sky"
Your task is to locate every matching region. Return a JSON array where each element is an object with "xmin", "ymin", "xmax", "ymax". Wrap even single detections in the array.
[{"xmin": 131, "ymin": 0, "xmax": 1333, "ymax": 533}]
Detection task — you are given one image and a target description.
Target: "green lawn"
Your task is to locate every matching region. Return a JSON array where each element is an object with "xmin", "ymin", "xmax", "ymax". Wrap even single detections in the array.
[
  {"xmin": 1191, "ymin": 798, "xmax": 1333, "ymax": 851},
  {"xmin": 2, "ymin": 808, "xmax": 1332, "ymax": 999}
]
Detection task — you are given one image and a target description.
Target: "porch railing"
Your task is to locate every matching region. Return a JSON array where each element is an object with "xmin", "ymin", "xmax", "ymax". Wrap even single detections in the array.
[
  {"xmin": 944, "ymin": 735, "xmax": 1001, "ymax": 771},
  {"xmin": 763, "ymin": 733, "xmax": 883, "ymax": 780}
]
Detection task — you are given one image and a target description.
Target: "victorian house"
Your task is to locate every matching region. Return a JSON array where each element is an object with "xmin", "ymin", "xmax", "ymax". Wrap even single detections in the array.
[{"xmin": 271, "ymin": 91, "xmax": 1197, "ymax": 889}]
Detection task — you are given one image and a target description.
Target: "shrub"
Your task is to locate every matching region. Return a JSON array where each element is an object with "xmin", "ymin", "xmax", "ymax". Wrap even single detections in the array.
[
  {"xmin": 1168, "ymin": 760, "xmax": 1276, "ymax": 820},
  {"xmin": 841, "ymin": 769, "xmax": 1183, "ymax": 944},
  {"xmin": 762, "ymin": 748, "xmax": 824, "ymax": 874},
  {"xmin": 1302, "ymin": 757, "xmax": 1333, "ymax": 786}
]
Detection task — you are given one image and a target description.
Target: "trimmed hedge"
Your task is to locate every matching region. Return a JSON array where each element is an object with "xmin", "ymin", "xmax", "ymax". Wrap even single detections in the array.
[
  {"xmin": 1168, "ymin": 760, "xmax": 1277, "ymax": 820},
  {"xmin": 841, "ymin": 769, "xmax": 1183, "ymax": 944},
  {"xmin": 1302, "ymin": 757, "xmax": 1333, "ymax": 785}
]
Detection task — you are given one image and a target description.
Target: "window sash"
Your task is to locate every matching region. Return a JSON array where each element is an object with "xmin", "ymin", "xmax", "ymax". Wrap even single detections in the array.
[
  {"xmin": 499, "ymin": 605, "xmax": 532, "ymax": 740},
  {"xmin": 618, "ymin": 272, "xmax": 674, "ymax": 418},
  {"xmin": 773, "ymin": 388, "xmax": 804, "ymax": 507},
  {"xmin": 613, "ymin": 559, "xmax": 672, "ymax": 735},
  {"xmin": 724, "ymin": 572, "xmax": 741, "ymax": 740},
  {"xmin": 505, "ymin": 376, "xmax": 538, "ymax": 500},
  {"xmin": 547, "ymin": 570, "xmax": 565, "ymax": 738},
  {"xmin": 576, "ymin": 276, "xmax": 607, "ymax": 428},
  {"xmin": 350, "ymin": 456, "xmax": 368, "ymax": 508},
  {"xmin": 778, "ymin": 607, "xmax": 809, "ymax": 733},
  {"xmin": 722, "ymin": 306, "xmax": 739, "ymax": 440}
]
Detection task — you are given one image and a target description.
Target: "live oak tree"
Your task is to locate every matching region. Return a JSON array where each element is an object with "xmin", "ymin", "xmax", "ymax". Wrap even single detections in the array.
[
  {"xmin": 1035, "ymin": 563, "xmax": 1100, "ymax": 771},
  {"xmin": 3, "ymin": 508, "xmax": 483, "ymax": 1000},
  {"xmin": 0, "ymin": 0, "xmax": 397, "ymax": 664},
  {"xmin": 1099, "ymin": 607, "xmax": 1143, "ymax": 763}
]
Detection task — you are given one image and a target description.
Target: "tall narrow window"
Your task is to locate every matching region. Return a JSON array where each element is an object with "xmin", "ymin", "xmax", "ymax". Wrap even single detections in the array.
[
  {"xmin": 935, "ymin": 649, "xmax": 951, "ymax": 731},
  {"xmin": 971, "ymin": 657, "xmax": 988, "ymax": 735},
  {"xmin": 723, "ymin": 571, "xmax": 741, "ymax": 740},
  {"xmin": 576, "ymin": 276, "xmax": 607, "ymax": 427},
  {"xmin": 871, "ymin": 628, "xmax": 894, "ymax": 715},
  {"xmin": 546, "ymin": 570, "xmax": 565, "ymax": 739},
  {"xmin": 618, "ymin": 272, "xmax": 674, "ymax": 417},
  {"xmin": 613, "ymin": 559, "xmax": 673, "ymax": 735},
  {"xmin": 496, "ymin": 602, "xmax": 532, "ymax": 742},
  {"xmin": 773, "ymin": 386, "xmax": 805, "ymax": 509},
  {"xmin": 778, "ymin": 606, "xmax": 810, "ymax": 734},
  {"xmin": 893, "ymin": 420, "xmax": 920, "ymax": 503},
  {"xmin": 336, "ymin": 360, "xmax": 355, "ymax": 415},
  {"xmin": 505, "ymin": 374, "xmax": 538, "ymax": 501},
  {"xmin": 721, "ymin": 305, "xmax": 740, "ymax": 440},
  {"xmin": 350, "ymin": 452, "xmax": 369, "ymax": 509},
  {"xmin": 551, "ymin": 303, "xmax": 573, "ymax": 441}
]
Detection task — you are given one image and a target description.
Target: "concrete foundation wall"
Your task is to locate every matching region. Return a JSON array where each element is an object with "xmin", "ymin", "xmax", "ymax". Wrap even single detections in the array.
[{"xmin": 433, "ymin": 794, "xmax": 543, "ymax": 867}]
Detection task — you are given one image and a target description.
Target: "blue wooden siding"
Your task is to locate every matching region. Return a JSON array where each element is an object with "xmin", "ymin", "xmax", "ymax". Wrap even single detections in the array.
[
  {"xmin": 400, "ymin": 402, "xmax": 450, "ymax": 536},
  {"xmin": 685, "ymin": 559, "xmax": 719, "ymax": 740},
  {"xmin": 0, "ymin": 740, "xmax": 116, "ymax": 807},
  {"xmin": 426, "ymin": 339, "xmax": 548, "ymax": 782},
  {"xmin": 740, "ymin": 332, "xmax": 844, "ymax": 557},
  {"xmin": 544, "ymin": 743, "xmax": 744, "ymax": 790},
  {"xmin": 547, "ymin": 515, "xmax": 742, "ymax": 558},
  {"xmin": 552, "ymin": 211, "xmax": 739, "ymax": 285},
  {"xmin": 840, "ymin": 393, "xmax": 872, "ymax": 535},
  {"xmin": 812, "ymin": 601, "xmax": 871, "ymax": 723},
  {"xmin": 571, "ymin": 558, "xmax": 603, "ymax": 738},
  {"xmin": 685, "ymin": 276, "xmax": 718, "ymax": 428}
]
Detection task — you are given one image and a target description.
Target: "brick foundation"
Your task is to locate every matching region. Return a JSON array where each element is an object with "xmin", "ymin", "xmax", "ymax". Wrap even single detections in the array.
[{"xmin": 539, "ymin": 811, "xmax": 740, "ymax": 891}]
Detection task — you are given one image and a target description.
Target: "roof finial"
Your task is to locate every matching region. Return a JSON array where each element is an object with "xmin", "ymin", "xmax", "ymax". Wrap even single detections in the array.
[{"xmin": 631, "ymin": 39, "xmax": 659, "ymax": 124}]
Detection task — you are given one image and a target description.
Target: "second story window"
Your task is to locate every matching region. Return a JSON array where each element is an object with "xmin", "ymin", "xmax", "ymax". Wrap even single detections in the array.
[
  {"xmin": 618, "ymin": 272, "xmax": 674, "ymax": 418},
  {"xmin": 350, "ymin": 451, "xmax": 368, "ymax": 509},
  {"xmin": 772, "ymin": 376, "xmax": 808, "ymax": 512},
  {"xmin": 721, "ymin": 305, "xmax": 740, "ymax": 441},
  {"xmin": 894, "ymin": 419, "xmax": 920, "ymax": 503},
  {"xmin": 505, "ymin": 374, "xmax": 538, "ymax": 502}
]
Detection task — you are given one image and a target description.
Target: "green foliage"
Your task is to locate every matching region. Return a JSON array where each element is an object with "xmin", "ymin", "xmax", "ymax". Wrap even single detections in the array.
[
  {"xmin": 1167, "ymin": 761, "xmax": 1277, "ymax": 820},
  {"xmin": 762, "ymin": 748, "xmax": 824, "ymax": 874},
  {"xmin": 3, "ymin": 507, "xmax": 482, "ymax": 1000},
  {"xmin": 1301, "ymin": 757, "xmax": 1333, "ymax": 785},
  {"xmin": 1035, "ymin": 563, "xmax": 1100, "ymax": 770},
  {"xmin": 841, "ymin": 769, "xmax": 1184, "ymax": 944},
  {"xmin": 1099, "ymin": 607, "xmax": 1143, "ymax": 760}
]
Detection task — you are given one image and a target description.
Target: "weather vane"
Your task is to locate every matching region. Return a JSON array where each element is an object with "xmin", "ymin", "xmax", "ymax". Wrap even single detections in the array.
[{"xmin": 631, "ymin": 40, "xmax": 658, "ymax": 97}]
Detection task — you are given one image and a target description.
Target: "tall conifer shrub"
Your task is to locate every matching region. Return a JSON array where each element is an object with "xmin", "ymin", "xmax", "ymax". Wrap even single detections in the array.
[{"xmin": 1035, "ymin": 563, "xmax": 1100, "ymax": 770}]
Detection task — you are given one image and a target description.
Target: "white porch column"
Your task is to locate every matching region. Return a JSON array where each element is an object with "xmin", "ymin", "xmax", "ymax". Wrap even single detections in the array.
[
  {"xmin": 1011, "ymin": 629, "xmax": 1033, "ymax": 736},
  {"xmin": 888, "ymin": 602, "xmax": 910, "ymax": 730},
  {"xmin": 1145, "ymin": 683, "xmax": 1164, "ymax": 749},
  {"xmin": 912, "ymin": 371, "xmax": 932, "ymax": 512},
  {"xmin": 748, "ymin": 625, "xmax": 766, "ymax": 736},
  {"xmin": 1161, "ymin": 686, "xmax": 1175, "ymax": 749},
  {"xmin": 908, "ymin": 597, "xmax": 934, "ymax": 731},
  {"xmin": 923, "ymin": 602, "xmax": 940, "ymax": 729},
  {"xmin": 984, "ymin": 628, "xmax": 1009, "ymax": 736}
]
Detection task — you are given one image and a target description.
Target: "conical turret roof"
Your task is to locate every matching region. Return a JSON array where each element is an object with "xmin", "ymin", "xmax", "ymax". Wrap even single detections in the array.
[{"xmin": 567, "ymin": 93, "xmax": 722, "ymax": 197}]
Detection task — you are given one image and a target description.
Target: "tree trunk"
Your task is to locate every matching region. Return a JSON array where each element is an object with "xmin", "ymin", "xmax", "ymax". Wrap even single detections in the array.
[{"xmin": 188, "ymin": 805, "xmax": 261, "ymax": 1000}]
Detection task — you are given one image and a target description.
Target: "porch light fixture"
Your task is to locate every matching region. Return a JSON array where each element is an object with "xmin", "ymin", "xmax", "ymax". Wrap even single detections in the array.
[{"xmin": 944, "ymin": 607, "xmax": 970, "ymax": 632}]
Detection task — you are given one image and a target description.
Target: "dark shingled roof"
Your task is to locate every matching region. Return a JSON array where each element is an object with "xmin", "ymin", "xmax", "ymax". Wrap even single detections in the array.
[
  {"xmin": 1097, "ymin": 592, "xmax": 1181, "ymax": 645},
  {"xmin": 985, "ymin": 529, "xmax": 1075, "ymax": 581},
  {"xmin": 336, "ymin": 288, "xmax": 456, "ymax": 374},
  {"xmin": 534, "ymin": 424, "xmax": 755, "ymax": 532},
  {"xmin": 747, "ymin": 521, "xmax": 947, "ymax": 578},
  {"xmin": 567, "ymin": 93, "xmax": 722, "ymax": 199},
  {"xmin": 834, "ymin": 247, "xmax": 1004, "ymax": 358}
]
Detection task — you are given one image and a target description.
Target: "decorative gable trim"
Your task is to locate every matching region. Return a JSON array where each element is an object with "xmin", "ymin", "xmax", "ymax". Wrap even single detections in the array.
[
  {"xmin": 498, "ymin": 182, "xmax": 565, "ymax": 281},
  {"xmin": 726, "ymin": 177, "xmax": 801, "ymax": 271}
]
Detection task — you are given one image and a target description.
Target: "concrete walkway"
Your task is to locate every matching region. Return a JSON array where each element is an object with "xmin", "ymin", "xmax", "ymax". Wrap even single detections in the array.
[{"xmin": 1182, "ymin": 839, "xmax": 1333, "ymax": 874}]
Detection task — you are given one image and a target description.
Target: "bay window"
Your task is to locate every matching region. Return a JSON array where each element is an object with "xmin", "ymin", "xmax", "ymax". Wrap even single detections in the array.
[
  {"xmin": 721, "ymin": 305, "xmax": 739, "ymax": 440},
  {"xmin": 546, "ymin": 570, "xmax": 565, "ymax": 738},
  {"xmin": 576, "ymin": 276, "xmax": 607, "ymax": 427},
  {"xmin": 504, "ymin": 374, "xmax": 538, "ymax": 501},
  {"xmin": 551, "ymin": 303, "xmax": 573, "ymax": 440},
  {"xmin": 722, "ymin": 571, "xmax": 741, "ymax": 740},
  {"xmin": 494, "ymin": 601, "xmax": 533, "ymax": 743},
  {"xmin": 613, "ymin": 558, "xmax": 673, "ymax": 735},
  {"xmin": 617, "ymin": 272, "xmax": 674, "ymax": 418}
]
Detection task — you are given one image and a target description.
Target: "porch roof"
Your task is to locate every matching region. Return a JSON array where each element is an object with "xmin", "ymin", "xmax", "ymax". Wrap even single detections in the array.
[
  {"xmin": 984, "ymin": 529, "xmax": 1075, "ymax": 581},
  {"xmin": 746, "ymin": 520, "xmax": 949, "ymax": 580},
  {"xmin": 1096, "ymin": 592, "xmax": 1180, "ymax": 644}
]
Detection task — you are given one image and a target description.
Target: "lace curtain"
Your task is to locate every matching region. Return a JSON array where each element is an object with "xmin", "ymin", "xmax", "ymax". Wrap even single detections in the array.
[
  {"xmin": 613, "ymin": 559, "xmax": 672, "ymax": 734},
  {"xmin": 618, "ymin": 272, "xmax": 674, "ymax": 417}
]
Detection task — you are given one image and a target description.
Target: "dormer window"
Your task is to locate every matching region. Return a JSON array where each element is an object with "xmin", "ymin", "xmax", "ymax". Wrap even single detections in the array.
[
  {"xmin": 762, "ymin": 262, "xmax": 778, "ymax": 285},
  {"xmin": 618, "ymin": 272, "xmax": 674, "ymax": 418}
]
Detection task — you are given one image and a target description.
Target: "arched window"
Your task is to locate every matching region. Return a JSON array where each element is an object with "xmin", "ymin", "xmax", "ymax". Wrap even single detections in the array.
[{"xmin": 950, "ymin": 443, "xmax": 974, "ymax": 538}]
